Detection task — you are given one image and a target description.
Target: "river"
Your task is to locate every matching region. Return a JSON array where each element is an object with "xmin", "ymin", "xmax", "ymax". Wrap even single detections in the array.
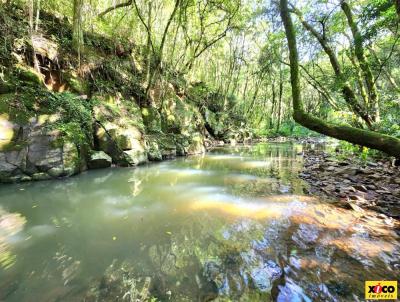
[{"xmin": 0, "ymin": 142, "xmax": 398, "ymax": 301}]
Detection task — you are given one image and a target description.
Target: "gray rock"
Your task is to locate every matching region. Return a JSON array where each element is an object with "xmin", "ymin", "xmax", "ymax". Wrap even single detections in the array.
[
  {"xmin": 147, "ymin": 141, "xmax": 163, "ymax": 161},
  {"xmin": 0, "ymin": 153, "xmax": 18, "ymax": 175},
  {"xmin": 353, "ymin": 184, "xmax": 368, "ymax": 192},
  {"xmin": 47, "ymin": 167, "xmax": 64, "ymax": 177},
  {"xmin": 122, "ymin": 150, "xmax": 148, "ymax": 166},
  {"xmin": 32, "ymin": 172, "xmax": 51, "ymax": 181},
  {"xmin": 88, "ymin": 151, "xmax": 112, "ymax": 169},
  {"xmin": 0, "ymin": 116, "xmax": 82, "ymax": 182},
  {"xmin": 62, "ymin": 142, "xmax": 80, "ymax": 176},
  {"xmin": 393, "ymin": 178, "xmax": 400, "ymax": 185}
]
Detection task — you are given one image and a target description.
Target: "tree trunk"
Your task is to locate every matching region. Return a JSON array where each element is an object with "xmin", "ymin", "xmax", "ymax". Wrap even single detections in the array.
[
  {"xmin": 341, "ymin": 0, "xmax": 380, "ymax": 122},
  {"xmin": 291, "ymin": 7, "xmax": 374, "ymax": 128},
  {"xmin": 145, "ymin": 0, "xmax": 153, "ymax": 94},
  {"xmin": 35, "ymin": 0, "xmax": 40, "ymax": 31},
  {"xmin": 72, "ymin": 0, "xmax": 84, "ymax": 64},
  {"xmin": 145, "ymin": 0, "xmax": 180, "ymax": 97},
  {"xmin": 276, "ymin": 64, "xmax": 283, "ymax": 132},
  {"xmin": 270, "ymin": 79, "xmax": 276, "ymax": 129},
  {"xmin": 279, "ymin": 0, "xmax": 400, "ymax": 157},
  {"xmin": 28, "ymin": 0, "xmax": 40, "ymax": 74}
]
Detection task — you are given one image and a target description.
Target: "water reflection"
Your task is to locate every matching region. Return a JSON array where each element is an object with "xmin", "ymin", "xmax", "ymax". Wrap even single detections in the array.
[
  {"xmin": 0, "ymin": 143, "xmax": 398, "ymax": 301},
  {"xmin": 0, "ymin": 208, "xmax": 26, "ymax": 270}
]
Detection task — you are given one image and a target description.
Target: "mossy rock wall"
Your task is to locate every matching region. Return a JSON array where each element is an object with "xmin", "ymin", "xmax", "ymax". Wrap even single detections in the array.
[
  {"xmin": 93, "ymin": 93, "xmax": 148, "ymax": 166},
  {"xmin": 0, "ymin": 4, "xmax": 216, "ymax": 183},
  {"xmin": 0, "ymin": 113, "xmax": 82, "ymax": 182}
]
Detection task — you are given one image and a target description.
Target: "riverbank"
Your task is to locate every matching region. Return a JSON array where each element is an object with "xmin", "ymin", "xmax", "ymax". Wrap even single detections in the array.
[
  {"xmin": 300, "ymin": 149, "xmax": 400, "ymax": 220},
  {"xmin": 0, "ymin": 5, "xmax": 253, "ymax": 183}
]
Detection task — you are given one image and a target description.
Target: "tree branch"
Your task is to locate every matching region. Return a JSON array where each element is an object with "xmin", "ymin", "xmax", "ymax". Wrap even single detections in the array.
[{"xmin": 98, "ymin": 0, "xmax": 132, "ymax": 18}]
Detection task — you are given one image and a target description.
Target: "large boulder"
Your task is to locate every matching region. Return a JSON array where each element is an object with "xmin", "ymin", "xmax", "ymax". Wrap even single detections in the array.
[
  {"xmin": 146, "ymin": 135, "xmax": 177, "ymax": 161},
  {"xmin": 187, "ymin": 133, "xmax": 206, "ymax": 155},
  {"xmin": 161, "ymin": 96, "xmax": 204, "ymax": 135},
  {"xmin": 88, "ymin": 151, "xmax": 112, "ymax": 169},
  {"xmin": 141, "ymin": 106, "xmax": 162, "ymax": 133},
  {"xmin": 0, "ymin": 114, "xmax": 82, "ymax": 183},
  {"xmin": 175, "ymin": 133, "xmax": 206, "ymax": 156},
  {"xmin": 146, "ymin": 138, "xmax": 163, "ymax": 161},
  {"xmin": 94, "ymin": 93, "xmax": 148, "ymax": 166},
  {"xmin": 96, "ymin": 124, "xmax": 143, "ymax": 152},
  {"xmin": 122, "ymin": 150, "xmax": 148, "ymax": 166}
]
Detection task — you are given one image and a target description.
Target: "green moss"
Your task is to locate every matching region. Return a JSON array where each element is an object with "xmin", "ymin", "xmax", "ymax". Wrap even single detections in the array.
[
  {"xmin": 0, "ymin": 92, "xmax": 35, "ymax": 124},
  {"xmin": 0, "ymin": 93, "xmax": 14, "ymax": 112},
  {"xmin": 142, "ymin": 107, "xmax": 161, "ymax": 133},
  {"xmin": 44, "ymin": 92, "xmax": 93, "ymax": 147},
  {"xmin": 64, "ymin": 73, "xmax": 89, "ymax": 95},
  {"xmin": 0, "ymin": 141, "xmax": 27, "ymax": 152},
  {"xmin": 15, "ymin": 65, "xmax": 44, "ymax": 86},
  {"xmin": 0, "ymin": 82, "xmax": 13, "ymax": 94},
  {"xmin": 50, "ymin": 137, "xmax": 65, "ymax": 149},
  {"xmin": 103, "ymin": 102, "xmax": 122, "ymax": 116}
]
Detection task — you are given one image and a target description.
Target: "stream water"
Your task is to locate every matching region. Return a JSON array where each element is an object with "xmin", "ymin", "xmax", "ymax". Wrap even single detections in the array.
[{"xmin": 0, "ymin": 143, "xmax": 399, "ymax": 302}]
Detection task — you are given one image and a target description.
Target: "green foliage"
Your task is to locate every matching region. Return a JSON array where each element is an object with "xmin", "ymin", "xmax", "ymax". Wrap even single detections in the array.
[
  {"xmin": 258, "ymin": 121, "xmax": 319, "ymax": 138},
  {"xmin": 336, "ymin": 141, "xmax": 382, "ymax": 162},
  {"xmin": 0, "ymin": 5, "xmax": 29, "ymax": 68},
  {"xmin": 377, "ymin": 120, "xmax": 400, "ymax": 138},
  {"xmin": 361, "ymin": 0, "xmax": 397, "ymax": 39},
  {"xmin": 187, "ymin": 82, "xmax": 225, "ymax": 113},
  {"xmin": 45, "ymin": 92, "xmax": 94, "ymax": 146}
]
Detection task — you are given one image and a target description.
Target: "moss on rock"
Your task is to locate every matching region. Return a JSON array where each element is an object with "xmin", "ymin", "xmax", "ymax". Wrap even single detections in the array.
[{"xmin": 142, "ymin": 107, "xmax": 162, "ymax": 133}]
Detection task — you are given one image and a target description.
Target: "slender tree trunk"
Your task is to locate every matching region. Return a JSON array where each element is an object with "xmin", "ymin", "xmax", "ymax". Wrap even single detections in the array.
[
  {"xmin": 72, "ymin": 0, "xmax": 84, "ymax": 65},
  {"xmin": 246, "ymin": 81, "xmax": 260, "ymax": 116},
  {"xmin": 299, "ymin": 65, "xmax": 338, "ymax": 109},
  {"xmin": 169, "ymin": 20, "xmax": 180, "ymax": 67},
  {"xmin": 145, "ymin": 0, "xmax": 180, "ymax": 97},
  {"xmin": 346, "ymin": 50, "xmax": 369, "ymax": 107},
  {"xmin": 35, "ymin": 0, "xmax": 40, "ymax": 31},
  {"xmin": 242, "ymin": 75, "xmax": 249, "ymax": 100},
  {"xmin": 270, "ymin": 79, "xmax": 276, "ymax": 129},
  {"xmin": 291, "ymin": 7, "xmax": 373, "ymax": 128},
  {"xmin": 341, "ymin": 0, "xmax": 380, "ymax": 122},
  {"xmin": 145, "ymin": 1, "xmax": 153, "ymax": 93},
  {"xmin": 28, "ymin": 0, "xmax": 34, "ymax": 31},
  {"xmin": 28, "ymin": 0, "xmax": 40, "ymax": 74},
  {"xmin": 223, "ymin": 45, "xmax": 236, "ymax": 111},
  {"xmin": 279, "ymin": 0, "xmax": 400, "ymax": 157},
  {"xmin": 276, "ymin": 64, "xmax": 283, "ymax": 132}
]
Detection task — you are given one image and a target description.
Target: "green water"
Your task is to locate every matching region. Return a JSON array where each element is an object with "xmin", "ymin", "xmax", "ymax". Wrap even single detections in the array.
[{"xmin": 0, "ymin": 143, "xmax": 398, "ymax": 301}]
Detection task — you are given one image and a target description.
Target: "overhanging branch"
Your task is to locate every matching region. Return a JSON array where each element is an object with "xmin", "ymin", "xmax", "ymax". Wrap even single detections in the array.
[{"xmin": 98, "ymin": 0, "xmax": 133, "ymax": 18}]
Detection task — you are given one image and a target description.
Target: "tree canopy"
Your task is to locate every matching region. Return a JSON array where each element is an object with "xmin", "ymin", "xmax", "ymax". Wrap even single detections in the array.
[{"xmin": 2, "ymin": 0, "xmax": 400, "ymax": 156}]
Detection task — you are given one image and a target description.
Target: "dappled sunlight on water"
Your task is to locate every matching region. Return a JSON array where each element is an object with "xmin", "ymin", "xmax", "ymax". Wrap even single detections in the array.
[
  {"xmin": 190, "ymin": 198, "xmax": 287, "ymax": 219},
  {"xmin": 0, "ymin": 143, "xmax": 399, "ymax": 301}
]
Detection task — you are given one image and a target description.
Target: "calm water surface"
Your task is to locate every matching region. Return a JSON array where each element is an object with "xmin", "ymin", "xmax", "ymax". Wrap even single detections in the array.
[{"xmin": 0, "ymin": 143, "xmax": 399, "ymax": 301}]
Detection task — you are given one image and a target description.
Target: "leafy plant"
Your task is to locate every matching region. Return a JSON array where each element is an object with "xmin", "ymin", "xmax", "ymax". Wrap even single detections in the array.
[{"xmin": 45, "ymin": 92, "xmax": 94, "ymax": 147}]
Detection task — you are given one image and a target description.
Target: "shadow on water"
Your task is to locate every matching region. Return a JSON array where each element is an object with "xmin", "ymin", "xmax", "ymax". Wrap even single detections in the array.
[{"xmin": 0, "ymin": 143, "xmax": 398, "ymax": 301}]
